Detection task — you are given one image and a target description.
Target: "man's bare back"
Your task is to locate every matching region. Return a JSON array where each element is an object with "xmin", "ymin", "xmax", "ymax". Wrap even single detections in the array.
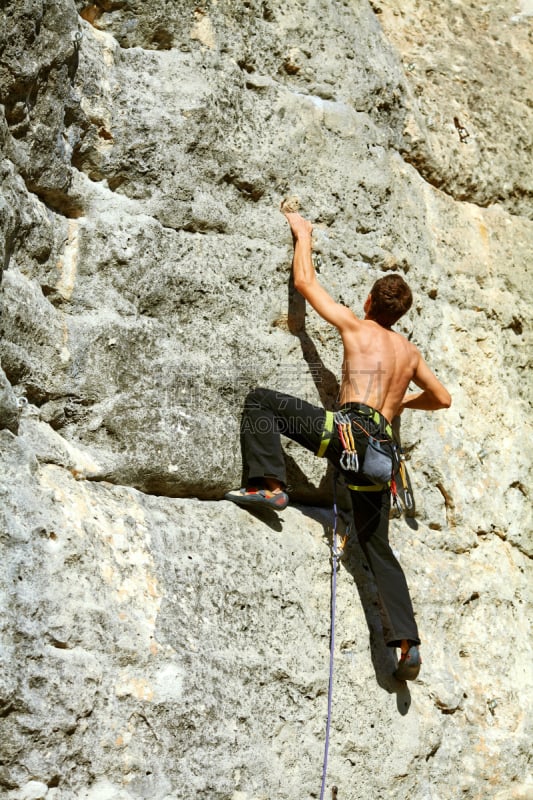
[
  {"xmin": 283, "ymin": 210, "xmax": 451, "ymax": 421},
  {"xmin": 339, "ymin": 320, "xmax": 419, "ymax": 422}
]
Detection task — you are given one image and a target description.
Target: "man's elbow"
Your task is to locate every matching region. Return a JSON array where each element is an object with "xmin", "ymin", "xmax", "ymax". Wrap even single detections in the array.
[
  {"xmin": 438, "ymin": 389, "xmax": 452, "ymax": 409},
  {"xmin": 293, "ymin": 278, "xmax": 316, "ymax": 301},
  {"xmin": 293, "ymin": 277, "xmax": 312, "ymax": 294}
]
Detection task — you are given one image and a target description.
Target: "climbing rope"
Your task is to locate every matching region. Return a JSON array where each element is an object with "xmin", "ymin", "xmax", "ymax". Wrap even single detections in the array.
[{"xmin": 319, "ymin": 475, "xmax": 340, "ymax": 800}]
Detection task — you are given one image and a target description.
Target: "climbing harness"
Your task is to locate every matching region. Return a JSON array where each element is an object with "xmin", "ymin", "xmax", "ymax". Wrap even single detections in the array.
[
  {"xmin": 336, "ymin": 408, "xmax": 397, "ymax": 486},
  {"xmin": 346, "ymin": 481, "xmax": 386, "ymax": 491},
  {"xmin": 317, "ymin": 410, "xmax": 335, "ymax": 458},
  {"xmin": 319, "ymin": 474, "xmax": 342, "ymax": 800},
  {"xmin": 317, "ymin": 404, "xmax": 416, "ymax": 514}
]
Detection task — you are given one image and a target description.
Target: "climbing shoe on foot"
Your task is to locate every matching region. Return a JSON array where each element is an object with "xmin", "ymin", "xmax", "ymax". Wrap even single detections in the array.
[
  {"xmin": 224, "ymin": 488, "xmax": 289, "ymax": 511},
  {"xmin": 394, "ymin": 645, "xmax": 421, "ymax": 681}
]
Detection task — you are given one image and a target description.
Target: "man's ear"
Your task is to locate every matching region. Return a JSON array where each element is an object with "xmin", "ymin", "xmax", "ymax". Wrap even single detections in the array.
[{"xmin": 364, "ymin": 294, "xmax": 372, "ymax": 315}]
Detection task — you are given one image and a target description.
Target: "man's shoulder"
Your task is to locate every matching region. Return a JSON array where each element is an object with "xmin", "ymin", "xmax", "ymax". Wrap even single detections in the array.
[
  {"xmin": 389, "ymin": 329, "xmax": 421, "ymax": 365},
  {"xmin": 390, "ymin": 327, "xmax": 418, "ymax": 349}
]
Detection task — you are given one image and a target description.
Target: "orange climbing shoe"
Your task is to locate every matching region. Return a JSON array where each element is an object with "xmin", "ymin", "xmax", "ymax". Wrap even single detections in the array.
[
  {"xmin": 224, "ymin": 487, "xmax": 289, "ymax": 511},
  {"xmin": 394, "ymin": 645, "xmax": 422, "ymax": 681}
]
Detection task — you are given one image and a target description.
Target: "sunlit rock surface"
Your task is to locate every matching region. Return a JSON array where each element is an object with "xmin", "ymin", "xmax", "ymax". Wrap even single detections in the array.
[{"xmin": 0, "ymin": 1, "xmax": 531, "ymax": 798}]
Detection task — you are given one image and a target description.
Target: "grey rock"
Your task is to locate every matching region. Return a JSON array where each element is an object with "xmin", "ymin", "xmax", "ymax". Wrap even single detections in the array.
[
  {"xmin": 0, "ymin": 365, "xmax": 19, "ymax": 432},
  {"xmin": 375, "ymin": 0, "xmax": 533, "ymax": 217},
  {"xmin": 0, "ymin": 0, "xmax": 84, "ymax": 215},
  {"xmin": 0, "ymin": 430, "xmax": 532, "ymax": 798},
  {"xmin": 0, "ymin": 0, "xmax": 532, "ymax": 798}
]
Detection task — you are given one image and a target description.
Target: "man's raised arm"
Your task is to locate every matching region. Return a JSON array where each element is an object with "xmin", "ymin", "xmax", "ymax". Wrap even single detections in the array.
[{"xmin": 283, "ymin": 211, "xmax": 359, "ymax": 333}]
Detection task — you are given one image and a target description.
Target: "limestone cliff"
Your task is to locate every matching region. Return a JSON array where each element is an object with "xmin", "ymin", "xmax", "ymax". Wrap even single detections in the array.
[{"xmin": 0, "ymin": 1, "xmax": 531, "ymax": 799}]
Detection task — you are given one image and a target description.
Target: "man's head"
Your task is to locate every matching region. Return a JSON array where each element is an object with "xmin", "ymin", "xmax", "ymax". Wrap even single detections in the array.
[{"xmin": 365, "ymin": 274, "xmax": 413, "ymax": 328}]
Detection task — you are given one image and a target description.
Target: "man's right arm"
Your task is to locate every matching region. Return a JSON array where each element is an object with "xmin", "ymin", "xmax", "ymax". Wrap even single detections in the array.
[
  {"xmin": 401, "ymin": 350, "xmax": 451, "ymax": 411},
  {"xmin": 284, "ymin": 211, "xmax": 360, "ymax": 333}
]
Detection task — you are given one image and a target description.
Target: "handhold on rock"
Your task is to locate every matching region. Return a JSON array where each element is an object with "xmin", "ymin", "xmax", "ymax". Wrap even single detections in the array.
[{"xmin": 280, "ymin": 195, "xmax": 300, "ymax": 214}]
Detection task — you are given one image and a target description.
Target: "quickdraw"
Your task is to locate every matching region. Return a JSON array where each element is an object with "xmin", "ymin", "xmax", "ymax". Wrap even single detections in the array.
[
  {"xmin": 334, "ymin": 411, "xmax": 359, "ymax": 472},
  {"xmin": 391, "ymin": 450, "xmax": 415, "ymax": 514}
]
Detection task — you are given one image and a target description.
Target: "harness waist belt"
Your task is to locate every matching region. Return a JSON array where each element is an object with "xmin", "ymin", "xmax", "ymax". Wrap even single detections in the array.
[
  {"xmin": 338, "ymin": 403, "xmax": 394, "ymax": 439},
  {"xmin": 346, "ymin": 482, "xmax": 386, "ymax": 492}
]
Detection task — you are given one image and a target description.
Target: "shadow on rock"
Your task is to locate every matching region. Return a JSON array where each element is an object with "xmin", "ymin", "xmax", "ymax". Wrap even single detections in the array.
[
  {"xmin": 242, "ymin": 504, "xmax": 284, "ymax": 533},
  {"xmin": 297, "ymin": 503, "xmax": 414, "ymax": 715}
]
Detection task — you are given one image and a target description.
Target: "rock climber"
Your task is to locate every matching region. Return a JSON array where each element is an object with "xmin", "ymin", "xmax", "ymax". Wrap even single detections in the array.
[{"xmin": 225, "ymin": 203, "xmax": 451, "ymax": 681}]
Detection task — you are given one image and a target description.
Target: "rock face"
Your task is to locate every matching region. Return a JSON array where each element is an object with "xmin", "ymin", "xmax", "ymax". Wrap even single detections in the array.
[{"xmin": 0, "ymin": 1, "xmax": 532, "ymax": 799}]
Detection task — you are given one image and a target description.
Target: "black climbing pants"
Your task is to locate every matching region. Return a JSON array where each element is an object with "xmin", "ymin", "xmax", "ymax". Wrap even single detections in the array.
[{"xmin": 240, "ymin": 387, "xmax": 420, "ymax": 647}]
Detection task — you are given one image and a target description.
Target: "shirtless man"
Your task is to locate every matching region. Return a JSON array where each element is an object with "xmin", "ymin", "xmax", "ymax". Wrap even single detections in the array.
[{"xmin": 225, "ymin": 210, "xmax": 451, "ymax": 680}]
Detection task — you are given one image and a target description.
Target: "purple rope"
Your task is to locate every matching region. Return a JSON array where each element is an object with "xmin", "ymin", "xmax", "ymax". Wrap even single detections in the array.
[{"xmin": 319, "ymin": 478, "xmax": 339, "ymax": 800}]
